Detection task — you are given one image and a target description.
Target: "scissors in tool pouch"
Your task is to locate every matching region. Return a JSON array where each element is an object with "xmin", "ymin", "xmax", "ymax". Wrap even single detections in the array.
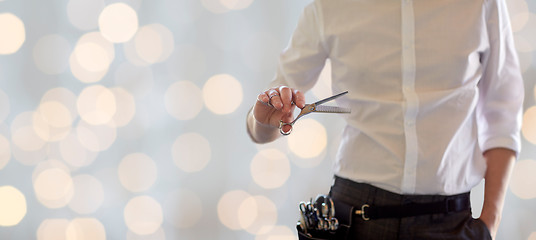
[
  {"xmin": 279, "ymin": 91, "xmax": 351, "ymax": 135},
  {"xmin": 297, "ymin": 195, "xmax": 339, "ymax": 239}
]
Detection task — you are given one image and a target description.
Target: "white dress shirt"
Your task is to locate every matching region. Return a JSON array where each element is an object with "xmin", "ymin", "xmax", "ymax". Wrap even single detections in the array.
[{"xmin": 271, "ymin": 0, "xmax": 524, "ymax": 195}]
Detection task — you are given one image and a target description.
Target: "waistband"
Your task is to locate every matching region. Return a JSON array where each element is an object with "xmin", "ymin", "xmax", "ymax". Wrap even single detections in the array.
[{"xmin": 330, "ymin": 176, "xmax": 471, "ymax": 222}]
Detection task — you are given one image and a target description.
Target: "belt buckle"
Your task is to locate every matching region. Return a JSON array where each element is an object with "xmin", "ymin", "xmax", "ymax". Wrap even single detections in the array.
[{"xmin": 354, "ymin": 204, "xmax": 370, "ymax": 221}]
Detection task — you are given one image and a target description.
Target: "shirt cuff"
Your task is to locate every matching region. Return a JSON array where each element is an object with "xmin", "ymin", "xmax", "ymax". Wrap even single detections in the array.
[{"xmin": 480, "ymin": 136, "xmax": 521, "ymax": 155}]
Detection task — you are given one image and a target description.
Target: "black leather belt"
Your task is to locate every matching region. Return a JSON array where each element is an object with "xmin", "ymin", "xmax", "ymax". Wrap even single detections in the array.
[{"xmin": 333, "ymin": 192, "xmax": 471, "ymax": 223}]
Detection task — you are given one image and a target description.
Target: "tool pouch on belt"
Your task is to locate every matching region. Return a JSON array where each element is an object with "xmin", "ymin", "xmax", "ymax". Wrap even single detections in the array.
[
  {"xmin": 297, "ymin": 228, "xmax": 337, "ymax": 240},
  {"xmin": 296, "ymin": 195, "xmax": 351, "ymax": 240},
  {"xmin": 297, "ymin": 226, "xmax": 351, "ymax": 240}
]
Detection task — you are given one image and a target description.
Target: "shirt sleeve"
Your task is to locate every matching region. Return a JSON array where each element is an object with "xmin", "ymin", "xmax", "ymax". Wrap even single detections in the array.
[
  {"xmin": 270, "ymin": 2, "xmax": 329, "ymax": 90},
  {"xmin": 477, "ymin": 0, "xmax": 524, "ymax": 154}
]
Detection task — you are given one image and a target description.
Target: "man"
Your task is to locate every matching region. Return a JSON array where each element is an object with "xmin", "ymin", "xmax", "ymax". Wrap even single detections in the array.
[{"xmin": 246, "ymin": 0, "xmax": 524, "ymax": 239}]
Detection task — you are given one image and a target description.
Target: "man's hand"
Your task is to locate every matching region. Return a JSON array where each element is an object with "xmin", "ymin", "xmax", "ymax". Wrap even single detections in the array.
[
  {"xmin": 247, "ymin": 86, "xmax": 305, "ymax": 143},
  {"xmin": 255, "ymin": 86, "xmax": 306, "ymax": 128}
]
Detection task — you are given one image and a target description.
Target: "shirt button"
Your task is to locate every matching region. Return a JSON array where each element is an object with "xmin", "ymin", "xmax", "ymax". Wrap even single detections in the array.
[{"xmin": 406, "ymin": 120, "xmax": 415, "ymax": 126}]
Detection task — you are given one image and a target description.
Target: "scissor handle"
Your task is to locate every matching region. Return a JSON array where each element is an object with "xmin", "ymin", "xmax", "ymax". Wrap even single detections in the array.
[
  {"xmin": 279, "ymin": 120, "xmax": 293, "ymax": 135},
  {"xmin": 278, "ymin": 104, "xmax": 315, "ymax": 135}
]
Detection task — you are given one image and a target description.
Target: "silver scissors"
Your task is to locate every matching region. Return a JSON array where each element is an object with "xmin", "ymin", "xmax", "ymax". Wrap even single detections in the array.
[{"xmin": 279, "ymin": 91, "xmax": 351, "ymax": 135}]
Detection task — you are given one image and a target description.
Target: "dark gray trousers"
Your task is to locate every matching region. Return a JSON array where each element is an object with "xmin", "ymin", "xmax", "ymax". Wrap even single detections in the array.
[{"xmin": 329, "ymin": 177, "xmax": 492, "ymax": 240}]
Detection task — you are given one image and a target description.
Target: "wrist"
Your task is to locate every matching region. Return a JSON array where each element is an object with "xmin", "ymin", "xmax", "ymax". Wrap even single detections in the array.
[
  {"xmin": 479, "ymin": 209, "xmax": 501, "ymax": 238},
  {"xmin": 247, "ymin": 107, "xmax": 280, "ymax": 143}
]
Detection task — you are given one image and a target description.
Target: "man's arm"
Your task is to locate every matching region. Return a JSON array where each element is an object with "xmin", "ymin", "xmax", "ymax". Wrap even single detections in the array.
[{"xmin": 479, "ymin": 147, "xmax": 516, "ymax": 239}]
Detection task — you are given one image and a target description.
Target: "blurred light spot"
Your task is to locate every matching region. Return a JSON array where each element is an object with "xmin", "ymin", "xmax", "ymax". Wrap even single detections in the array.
[
  {"xmin": 515, "ymin": 33, "xmax": 534, "ymax": 53},
  {"xmin": 70, "ymin": 54, "xmax": 108, "ymax": 83},
  {"xmin": 507, "ymin": 0, "xmax": 528, "ymax": 14},
  {"xmin": 11, "ymin": 143, "xmax": 47, "ymax": 166},
  {"xmin": 11, "ymin": 111, "xmax": 35, "ymax": 130},
  {"xmin": 70, "ymin": 32, "xmax": 115, "ymax": 83},
  {"xmin": 59, "ymin": 133, "xmax": 97, "ymax": 168},
  {"xmin": 163, "ymin": 188, "xmax": 203, "ymax": 229},
  {"xmin": 127, "ymin": 228, "xmax": 166, "ymax": 240},
  {"xmin": 73, "ymin": 42, "xmax": 111, "ymax": 72},
  {"xmin": 0, "ymin": 89, "xmax": 9, "ymax": 123},
  {"xmin": 33, "ymin": 168, "xmax": 74, "ymax": 208},
  {"xmin": 165, "ymin": 81, "xmax": 203, "ymax": 120},
  {"xmin": 32, "ymin": 160, "xmax": 71, "ymax": 184},
  {"xmin": 77, "ymin": 85, "xmax": 117, "ymax": 125},
  {"xmin": 67, "ymin": 0, "xmax": 105, "ymax": 30},
  {"xmin": 237, "ymin": 196, "xmax": 257, "ymax": 230},
  {"xmin": 311, "ymin": 60, "xmax": 333, "ymax": 100},
  {"xmin": 33, "ymin": 100, "xmax": 73, "ymax": 143},
  {"xmin": 529, "ymin": 232, "xmax": 536, "ymax": 240},
  {"xmin": 172, "ymin": 132, "xmax": 211, "ymax": 172},
  {"xmin": 118, "ymin": 153, "xmax": 157, "ymax": 192},
  {"xmin": 0, "ymin": 134, "xmax": 11, "ymax": 170},
  {"xmin": 10, "ymin": 112, "xmax": 47, "ymax": 165},
  {"xmin": 255, "ymin": 225, "xmax": 296, "ymax": 240},
  {"xmin": 0, "ymin": 186, "xmax": 26, "ymax": 226},
  {"xmin": 76, "ymin": 120, "xmax": 117, "ymax": 152},
  {"xmin": 218, "ymin": 190, "xmax": 251, "ymax": 230},
  {"xmin": 124, "ymin": 195, "xmax": 163, "ymax": 235},
  {"xmin": 509, "ymin": 159, "xmax": 536, "ymax": 199},
  {"xmin": 68, "ymin": 174, "xmax": 104, "ymax": 214},
  {"xmin": 114, "ymin": 62, "xmax": 154, "ymax": 97},
  {"xmin": 98, "ymin": 3, "xmax": 138, "ymax": 43},
  {"xmin": 516, "ymin": 13, "xmax": 536, "ymax": 51},
  {"xmin": 37, "ymin": 219, "xmax": 69, "ymax": 240},
  {"xmin": 33, "ymin": 34, "xmax": 71, "ymax": 74},
  {"xmin": 38, "ymin": 101, "xmax": 73, "ymax": 128},
  {"xmin": 203, "ymin": 74, "xmax": 243, "ymax": 115},
  {"xmin": 250, "ymin": 149, "xmax": 290, "ymax": 189},
  {"xmin": 66, "ymin": 218, "xmax": 106, "ymax": 240},
  {"xmin": 239, "ymin": 195, "xmax": 277, "ymax": 235},
  {"xmin": 166, "ymin": 44, "xmax": 207, "ymax": 81},
  {"xmin": 110, "ymin": 87, "xmax": 136, "ymax": 127},
  {"xmin": 76, "ymin": 32, "xmax": 115, "ymax": 59},
  {"xmin": 12, "ymin": 123, "xmax": 46, "ymax": 151},
  {"xmin": 511, "ymin": 12, "xmax": 530, "ymax": 33},
  {"xmin": 41, "ymin": 88, "xmax": 78, "ymax": 121},
  {"xmin": 288, "ymin": 118, "xmax": 327, "ymax": 158},
  {"xmin": 516, "ymin": 45, "xmax": 533, "ymax": 74},
  {"xmin": 219, "ymin": 0, "xmax": 254, "ymax": 10},
  {"xmin": 153, "ymin": 25, "xmax": 175, "ymax": 61},
  {"xmin": 131, "ymin": 24, "xmax": 174, "ymax": 64},
  {"xmin": 522, "ymin": 106, "xmax": 536, "ymax": 145},
  {"xmin": 507, "ymin": 0, "xmax": 529, "ymax": 32},
  {"xmin": 201, "ymin": 0, "xmax": 229, "ymax": 14},
  {"xmin": 0, "ymin": 13, "xmax": 25, "ymax": 55},
  {"xmin": 33, "ymin": 111, "xmax": 71, "ymax": 143}
]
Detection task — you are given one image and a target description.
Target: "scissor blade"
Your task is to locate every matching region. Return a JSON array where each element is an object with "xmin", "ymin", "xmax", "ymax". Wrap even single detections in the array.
[
  {"xmin": 314, "ymin": 105, "xmax": 351, "ymax": 114},
  {"xmin": 314, "ymin": 91, "xmax": 349, "ymax": 106}
]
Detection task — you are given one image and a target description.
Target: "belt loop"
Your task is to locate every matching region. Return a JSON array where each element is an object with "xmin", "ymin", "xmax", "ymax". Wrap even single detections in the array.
[
  {"xmin": 445, "ymin": 197, "xmax": 451, "ymax": 213},
  {"xmin": 368, "ymin": 184, "xmax": 377, "ymax": 205}
]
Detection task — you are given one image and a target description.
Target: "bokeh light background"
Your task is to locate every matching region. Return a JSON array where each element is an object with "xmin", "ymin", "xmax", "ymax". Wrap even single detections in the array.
[{"xmin": 0, "ymin": 0, "xmax": 535, "ymax": 239}]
